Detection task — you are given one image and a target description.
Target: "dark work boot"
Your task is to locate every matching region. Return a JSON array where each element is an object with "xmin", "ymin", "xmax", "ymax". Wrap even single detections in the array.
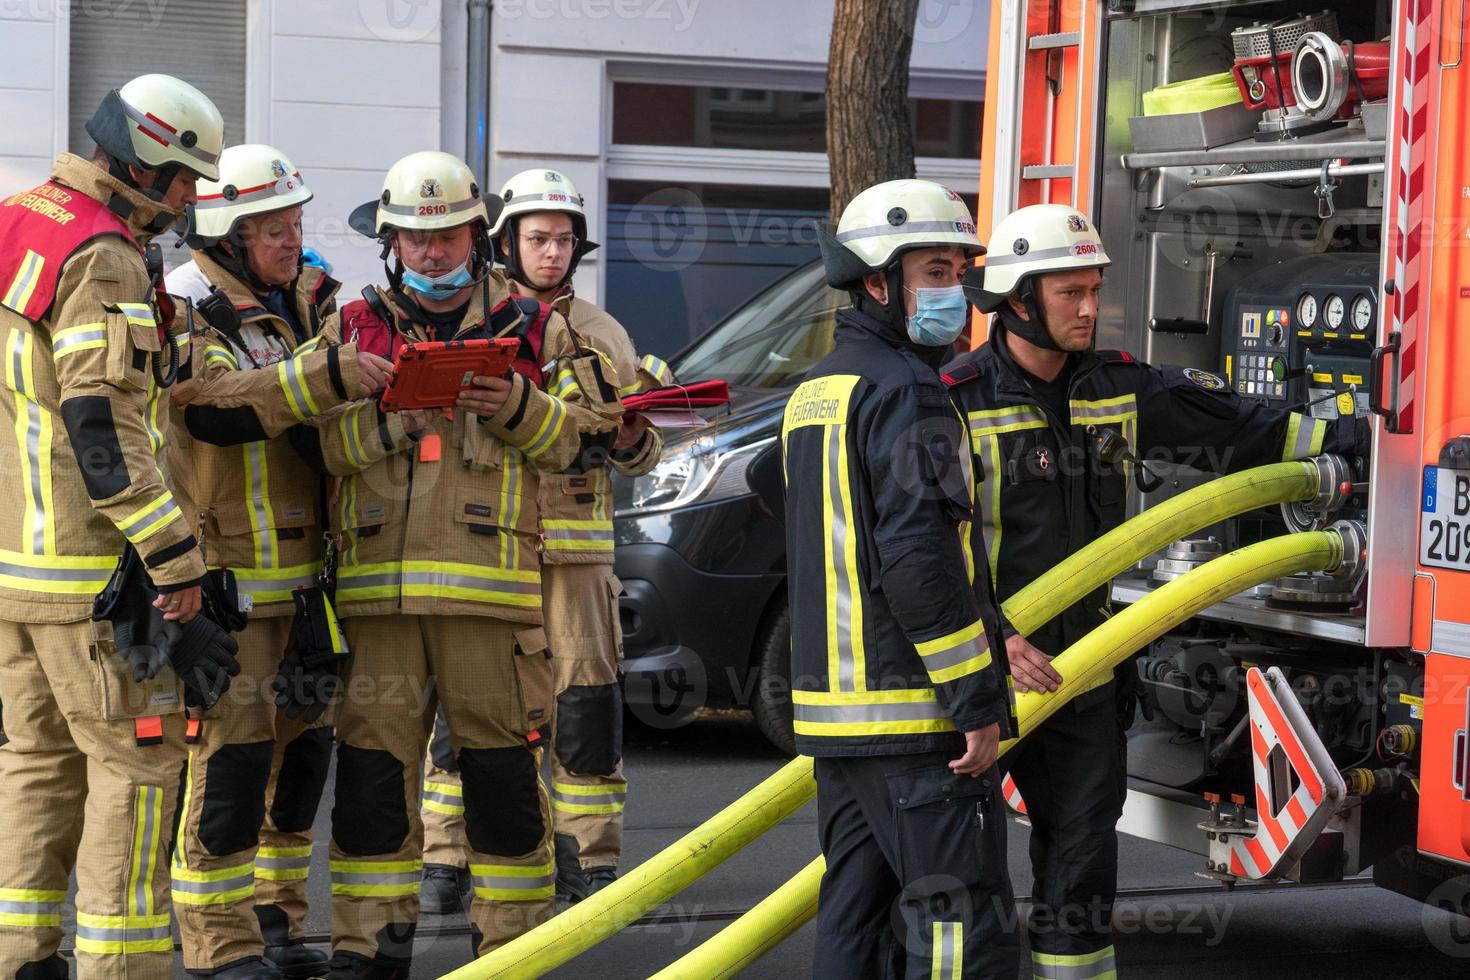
[
  {"xmin": 189, "ymin": 957, "xmax": 284, "ymax": 979},
  {"xmin": 263, "ymin": 941, "xmax": 330, "ymax": 980},
  {"xmin": 421, "ymin": 863, "xmax": 470, "ymax": 915},
  {"xmin": 554, "ymin": 833, "xmax": 589, "ymax": 903},
  {"xmin": 323, "ymin": 951, "xmax": 409, "ymax": 980},
  {"xmin": 584, "ymin": 865, "xmax": 618, "ymax": 896}
]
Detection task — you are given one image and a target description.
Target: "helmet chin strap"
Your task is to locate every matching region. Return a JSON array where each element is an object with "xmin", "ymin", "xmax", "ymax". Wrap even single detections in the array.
[
  {"xmin": 995, "ymin": 276, "xmax": 1066, "ymax": 352},
  {"xmin": 852, "ymin": 265, "xmax": 908, "ymax": 331}
]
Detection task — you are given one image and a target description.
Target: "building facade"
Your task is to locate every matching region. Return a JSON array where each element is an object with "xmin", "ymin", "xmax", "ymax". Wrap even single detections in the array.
[{"xmin": 0, "ymin": 0, "xmax": 986, "ymax": 355}]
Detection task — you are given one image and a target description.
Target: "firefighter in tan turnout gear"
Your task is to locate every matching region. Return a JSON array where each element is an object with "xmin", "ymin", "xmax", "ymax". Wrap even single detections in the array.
[
  {"xmin": 291, "ymin": 151, "xmax": 620, "ymax": 979},
  {"xmin": 164, "ymin": 144, "xmax": 394, "ymax": 980},
  {"xmin": 0, "ymin": 75, "xmax": 243, "ymax": 980},
  {"xmin": 417, "ymin": 168, "xmax": 663, "ymax": 910}
]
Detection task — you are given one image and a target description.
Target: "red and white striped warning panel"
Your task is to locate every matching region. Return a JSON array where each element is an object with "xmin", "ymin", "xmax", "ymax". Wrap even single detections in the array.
[
  {"xmin": 1001, "ymin": 772, "xmax": 1027, "ymax": 815},
  {"xmin": 1229, "ymin": 667, "xmax": 1346, "ymax": 879},
  {"xmin": 1384, "ymin": 0, "xmax": 1438, "ymax": 434}
]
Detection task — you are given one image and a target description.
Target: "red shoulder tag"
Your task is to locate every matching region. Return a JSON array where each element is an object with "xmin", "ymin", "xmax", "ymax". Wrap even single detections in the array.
[
  {"xmin": 1096, "ymin": 349, "xmax": 1134, "ymax": 364},
  {"xmin": 341, "ymin": 298, "xmax": 397, "ymax": 360},
  {"xmin": 0, "ymin": 182, "xmax": 137, "ymax": 322},
  {"xmin": 942, "ymin": 361, "xmax": 982, "ymax": 387}
]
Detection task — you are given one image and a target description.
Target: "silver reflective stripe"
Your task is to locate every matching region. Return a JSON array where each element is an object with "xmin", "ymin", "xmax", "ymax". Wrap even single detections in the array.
[
  {"xmin": 120, "ymin": 101, "xmax": 220, "ymax": 167},
  {"xmin": 422, "ymin": 789, "xmax": 462, "ymax": 808},
  {"xmin": 471, "ymin": 872, "xmax": 555, "ymax": 893},
  {"xmin": 330, "ymin": 870, "xmax": 420, "ymax": 887},
  {"xmin": 0, "ymin": 899, "xmax": 62, "ymax": 916},
  {"xmin": 1033, "ymin": 951, "xmax": 1118, "ymax": 980},
  {"xmin": 196, "ymin": 178, "xmax": 299, "ymax": 209},
  {"xmin": 968, "ymin": 407, "xmax": 1046, "ymax": 433},
  {"xmin": 825, "ymin": 426, "xmax": 857, "ymax": 691},
  {"xmin": 74, "ymin": 922, "xmax": 173, "ymax": 943},
  {"xmin": 120, "ymin": 498, "xmax": 180, "ymax": 540},
  {"xmin": 792, "ymin": 699, "xmax": 948, "ymax": 725},
  {"xmin": 920, "ymin": 634, "xmax": 987, "ymax": 674},
  {"xmin": 26, "ymin": 401, "xmax": 47, "ymax": 553},
  {"xmin": 984, "ymin": 243, "xmax": 1101, "ymax": 267},
  {"xmin": 401, "ymin": 571, "xmax": 540, "ymax": 595},
  {"xmin": 52, "ymin": 328, "xmax": 106, "ymax": 355},
  {"xmin": 1290, "ymin": 414, "xmax": 1321, "ymax": 458},
  {"xmin": 3, "ymin": 251, "xmax": 41, "ymax": 313},
  {"xmin": 135, "ymin": 785, "xmax": 158, "ymax": 913},
  {"xmin": 0, "ymin": 560, "xmax": 112, "ymax": 583},
  {"xmin": 337, "ymin": 571, "xmax": 402, "ymax": 590},
  {"xmin": 380, "ymin": 196, "xmax": 483, "ymax": 216},
  {"xmin": 933, "ymin": 921, "xmax": 958, "ymax": 978},
  {"xmin": 1070, "ymin": 398, "xmax": 1136, "ymax": 422},
  {"xmin": 281, "ymin": 357, "xmax": 313, "ymax": 421},
  {"xmin": 505, "ymin": 192, "xmax": 575, "ymax": 206},
  {"xmin": 233, "ymin": 571, "xmax": 317, "ymax": 594},
  {"xmin": 551, "ymin": 789, "xmax": 626, "ymax": 807},
  {"xmin": 255, "ymin": 854, "xmax": 310, "ymax": 872},
  {"xmin": 170, "ymin": 870, "xmax": 254, "ymax": 894},
  {"xmin": 544, "ymin": 528, "xmax": 613, "ymax": 541},
  {"xmin": 837, "ymin": 220, "xmax": 975, "ymax": 242},
  {"xmin": 245, "ymin": 442, "xmax": 274, "ymax": 568}
]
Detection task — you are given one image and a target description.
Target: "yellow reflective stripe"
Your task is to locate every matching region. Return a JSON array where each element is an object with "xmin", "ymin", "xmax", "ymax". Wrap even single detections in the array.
[
  {"xmin": 791, "ymin": 687, "xmax": 955, "ymax": 737},
  {"xmin": 423, "ymin": 799, "xmax": 465, "ymax": 816},
  {"xmin": 338, "ymin": 404, "xmax": 370, "ymax": 471},
  {"xmin": 0, "ymin": 550, "xmax": 115, "ymax": 594},
  {"xmin": 499, "ymin": 449, "xmax": 523, "ymax": 568},
  {"xmin": 1032, "ymin": 945, "xmax": 1118, "ymax": 980},
  {"xmin": 3, "ymin": 250, "xmax": 44, "ymax": 313},
  {"xmin": 423, "ymin": 780, "xmax": 463, "ymax": 797},
  {"xmin": 469, "ymin": 859, "xmax": 555, "ymax": 901},
  {"xmin": 225, "ymin": 562, "xmax": 320, "ymax": 606},
  {"xmin": 329, "ymin": 858, "xmax": 422, "ymax": 897},
  {"xmin": 143, "ymin": 375, "xmax": 164, "ymax": 453},
  {"xmin": 915, "ymin": 619, "xmax": 993, "ymax": 684},
  {"xmin": 833, "ymin": 423, "xmax": 866, "ymax": 691},
  {"xmin": 640, "ymin": 354, "xmax": 673, "ymax": 387},
  {"xmin": 255, "ymin": 845, "xmax": 312, "ymax": 883},
  {"xmin": 551, "ymin": 368, "xmax": 578, "ymax": 400},
  {"xmin": 550, "ymin": 780, "xmax": 627, "ymax": 815},
  {"xmin": 521, "ymin": 395, "xmax": 568, "ymax": 459},
  {"xmin": 8, "ymin": 330, "xmax": 55, "ymax": 556},
  {"xmin": 551, "ymin": 781, "xmax": 628, "ymax": 795},
  {"xmin": 1069, "ymin": 394, "xmax": 1138, "ymax": 427},
  {"xmin": 335, "ymin": 559, "xmax": 543, "ymax": 606},
  {"xmin": 51, "ymin": 322, "xmax": 108, "ymax": 360},
  {"xmin": 128, "ymin": 785, "xmax": 164, "ymax": 917},
  {"xmin": 73, "ymin": 911, "xmax": 172, "ymax": 955},
  {"xmin": 277, "ymin": 356, "xmax": 319, "ymax": 422},
  {"xmin": 204, "ymin": 344, "xmax": 240, "ymax": 371},
  {"xmin": 931, "ymin": 920, "xmax": 962, "ymax": 980},
  {"xmin": 118, "ymin": 489, "xmax": 183, "ymax": 544},
  {"xmin": 967, "ymin": 405, "xmax": 1049, "ymax": 438},
  {"xmin": 0, "ymin": 888, "xmax": 66, "ymax": 927},
  {"xmin": 323, "ymin": 593, "xmax": 346, "ymax": 653},
  {"xmin": 113, "ymin": 302, "xmax": 156, "ymax": 326},
  {"xmin": 170, "ymin": 859, "xmax": 256, "ymax": 905},
  {"xmin": 243, "ymin": 442, "xmax": 274, "ymax": 569}
]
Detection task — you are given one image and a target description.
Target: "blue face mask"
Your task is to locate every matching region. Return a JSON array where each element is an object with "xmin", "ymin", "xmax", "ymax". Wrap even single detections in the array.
[
  {"xmin": 402, "ymin": 260, "xmax": 475, "ymax": 300},
  {"xmin": 904, "ymin": 284, "xmax": 969, "ymax": 347}
]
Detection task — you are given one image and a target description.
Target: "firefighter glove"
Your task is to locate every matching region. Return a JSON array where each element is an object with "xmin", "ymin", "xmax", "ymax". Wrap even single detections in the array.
[
  {"xmin": 271, "ymin": 587, "xmax": 350, "ymax": 723},
  {"xmin": 162, "ymin": 614, "xmax": 241, "ymax": 710}
]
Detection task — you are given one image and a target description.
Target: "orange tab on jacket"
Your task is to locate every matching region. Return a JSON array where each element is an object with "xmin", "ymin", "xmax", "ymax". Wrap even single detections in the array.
[
  {"xmin": 185, "ymin": 718, "xmax": 202, "ymax": 744},
  {"xmin": 418, "ymin": 433, "xmax": 442, "ymax": 463},
  {"xmin": 135, "ymin": 716, "xmax": 164, "ymax": 746}
]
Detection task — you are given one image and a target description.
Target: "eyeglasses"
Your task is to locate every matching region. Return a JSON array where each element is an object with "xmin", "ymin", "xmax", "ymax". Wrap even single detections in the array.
[{"xmin": 520, "ymin": 233, "xmax": 578, "ymax": 253}]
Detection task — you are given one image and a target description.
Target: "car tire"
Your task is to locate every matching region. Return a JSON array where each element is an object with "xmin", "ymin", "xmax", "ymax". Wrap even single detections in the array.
[{"xmin": 750, "ymin": 598, "xmax": 797, "ymax": 756}]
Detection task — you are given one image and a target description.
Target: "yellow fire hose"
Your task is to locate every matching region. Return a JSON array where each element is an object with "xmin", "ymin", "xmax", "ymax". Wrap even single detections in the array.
[
  {"xmin": 650, "ymin": 528, "xmax": 1346, "ymax": 978},
  {"xmin": 449, "ymin": 460, "xmax": 1330, "ymax": 978}
]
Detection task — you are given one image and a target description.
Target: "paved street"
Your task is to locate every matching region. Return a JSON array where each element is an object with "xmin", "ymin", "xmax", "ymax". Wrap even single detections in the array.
[{"xmin": 51, "ymin": 708, "xmax": 1470, "ymax": 978}]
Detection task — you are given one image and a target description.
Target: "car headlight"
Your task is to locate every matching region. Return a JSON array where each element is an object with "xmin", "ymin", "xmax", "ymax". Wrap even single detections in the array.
[{"xmin": 616, "ymin": 436, "xmax": 776, "ymax": 517}]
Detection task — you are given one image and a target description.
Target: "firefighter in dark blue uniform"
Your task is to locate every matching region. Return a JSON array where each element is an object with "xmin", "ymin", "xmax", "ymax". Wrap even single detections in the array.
[
  {"xmin": 942, "ymin": 204, "xmax": 1368, "ymax": 980},
  {"xmin": 784, "ymin": 179, "xmax": 1020, "ymax": 979}
]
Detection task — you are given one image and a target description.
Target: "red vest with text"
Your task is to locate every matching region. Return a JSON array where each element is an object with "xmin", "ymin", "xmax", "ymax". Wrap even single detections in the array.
[{"xmin": 0, "ymin": 181, "xmax": 137, "ymax": 323}]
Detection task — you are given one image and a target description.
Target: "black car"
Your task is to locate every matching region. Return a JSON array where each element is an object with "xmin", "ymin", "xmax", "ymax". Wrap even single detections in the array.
[{"xmin": 613, "ymin": 261, "xmax": 845, "ymax": 754}]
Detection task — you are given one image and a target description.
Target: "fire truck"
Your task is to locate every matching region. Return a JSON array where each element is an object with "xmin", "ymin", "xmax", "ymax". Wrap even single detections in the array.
[{"xmin": 978, "ymin": 0, "xmax": 1470, "ymax": 912}]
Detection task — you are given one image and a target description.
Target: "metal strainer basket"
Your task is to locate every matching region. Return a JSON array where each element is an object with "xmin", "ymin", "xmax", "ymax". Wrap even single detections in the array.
[{"xmin": 1231, "ymin": 11, "xmax": 1341, "ymax": 60}]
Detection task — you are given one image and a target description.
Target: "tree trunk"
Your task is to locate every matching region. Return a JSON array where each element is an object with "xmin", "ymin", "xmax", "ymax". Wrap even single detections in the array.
[{"xmin": 825, "ymin": 0, "xmax": 923, "ymax": 218}]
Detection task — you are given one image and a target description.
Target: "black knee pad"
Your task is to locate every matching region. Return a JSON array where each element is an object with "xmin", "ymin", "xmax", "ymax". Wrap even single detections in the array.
[
  {"xmin": 271, "ymin": 726, "xmax": 333, "ymax": 833},
  {"xmin": 200, "ymin": 740, "xmax": 273, "ymax": 856},
  {"xmin": 458, "ymin": 745, "xmax": 543, "ymax": 856},
  {"xmin": 331, "ymin": 743, "xmax": 408, "ymax": 855},
  {"xmin": 555, "ymin": 683, "xmax": 623, "ymax": 776},
  {"xmin": 428, "ymin": 711, "xmax": 457, "ymax": 773}
]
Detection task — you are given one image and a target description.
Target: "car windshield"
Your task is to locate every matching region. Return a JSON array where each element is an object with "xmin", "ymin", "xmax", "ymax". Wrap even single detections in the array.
[{"xmin": 671, "ymin": 262, "xmax": 847, "ymax": 390}]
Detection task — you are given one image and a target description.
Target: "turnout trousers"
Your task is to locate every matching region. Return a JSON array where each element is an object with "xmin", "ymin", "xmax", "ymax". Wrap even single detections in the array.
[
  {"xmin": 329, "ymin": 614, "xmax": 554, "ymax": 969},
  {"xmin": 173, "ymin": 616, "xmax": 333, "ymax": 972},
  {"xmin": 813, "ymin": 750, "xmax": 1020, "ymax": 979},
  {"xmin": 0, "ymin": 618, "xmax": 186, "ymax": 980}
]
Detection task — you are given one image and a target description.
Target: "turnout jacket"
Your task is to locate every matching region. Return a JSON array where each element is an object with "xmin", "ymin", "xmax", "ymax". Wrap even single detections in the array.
[
  {"xmin": 0, "ymin": 153, "xmax": 204, "ymax": 622},
  {"xmin": 165, "ymin": 250, "xmax": 358, "ymax": 617},
  {"xmin": 782, "ymin": 308, "xmax": 1009, "ymax": 758},
  {"xmin": 942, "ymin": 324, "xmax": 1366, "ymax": 680},
  {"xmin": 300, "ymin": 272, "xmax": 611, "ymax": 624},
  {"xmin": 531, "ymin": 287, "xmax": 662, "ymax": 565}
]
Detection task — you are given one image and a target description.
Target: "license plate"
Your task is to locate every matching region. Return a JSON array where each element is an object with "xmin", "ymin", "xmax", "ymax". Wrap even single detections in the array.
[{"xmin": 1421, "ymin": 465, "xmax": 1470, "ymax": 571}]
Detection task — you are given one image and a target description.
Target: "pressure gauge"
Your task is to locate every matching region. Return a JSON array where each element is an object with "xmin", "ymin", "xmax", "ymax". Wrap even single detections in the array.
[
  {"xmin": 1325, "ymin": 294, "xmax": 1346, "ymax": 329},
  {"xmin": 1351, "ymin": 295, "xmax": 1373, "ymax": 331},
  {"xmin": 1297, "ymin": 292, "xmax": 1319, "ymax": 329}
]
